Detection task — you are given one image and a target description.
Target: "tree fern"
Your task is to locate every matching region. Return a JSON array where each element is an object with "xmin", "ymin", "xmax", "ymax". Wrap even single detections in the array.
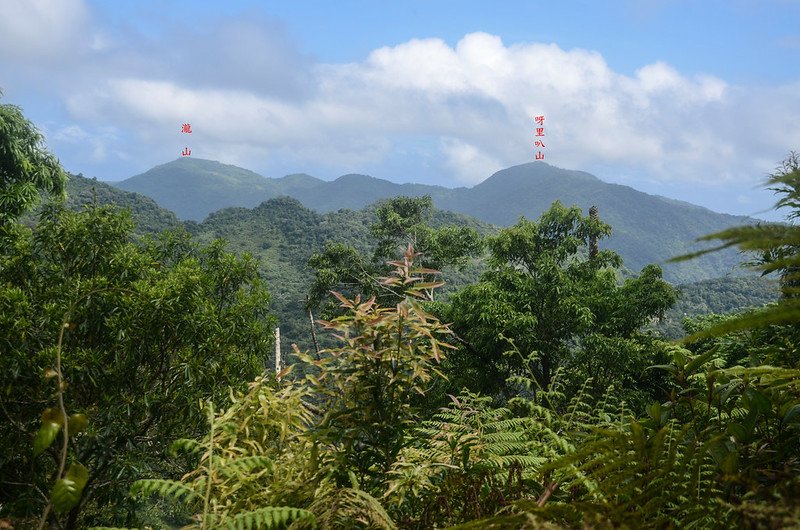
[
  {"xmin": 291, "ymin": 487, "xmax": 396, "ymax": 530},
  {"xmin": 386, "ymin": 391, "xmax": 553, "ymax": 527}
]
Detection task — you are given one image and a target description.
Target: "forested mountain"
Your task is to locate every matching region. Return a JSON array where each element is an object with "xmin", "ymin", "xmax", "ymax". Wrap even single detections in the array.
[
  {"xmin": 191, "ymin": 197, "xmax": 494, "ymax": 350},
  {"xmin": 46, "ymin": 173, "xmax": 773, "ymax": 349},
  {"xmin": 112, "ymin": 158, "xmax": 756, "ymax": 283},
  {"xmin": 657, "ymin": 275, "xmax": 780, "ymax": 338},
  {"xmin": 32, "ymin": 174, "xmax": 492, "ymax": 349},
  {"xmin": 11, "ymin": 170, "xmax": 795, "ymax": 529},
  {"xmin": 114, "ymin": 158, "xmax": 277, "ymax": 221},
  {"xmin": 24, "ymin": 172, "xmax": 182, "ymax": 234},
  {"xmin": 7, "ymin": 70, "xmax": 798, "ymax": 530}
]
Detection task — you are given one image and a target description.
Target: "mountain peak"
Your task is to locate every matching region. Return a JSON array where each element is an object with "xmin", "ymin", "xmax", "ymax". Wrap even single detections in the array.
[
  {"xmin": 476, "ymin": 162, "xmax": 600, "ymax": 188},
  {"xmin": 334, "ymin": 173, "xmax": 377, "ymax": 184},
  {"xmin": 114, "ymin": 158, "xmax": 272, "ymax": 221},
  {"xmin": 109, "ymin": 158, "xmax": 755, "ymax": 283}
]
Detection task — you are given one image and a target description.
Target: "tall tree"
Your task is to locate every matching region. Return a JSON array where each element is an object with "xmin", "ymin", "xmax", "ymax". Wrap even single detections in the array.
[
  {"xmin": 443, "ymin": 201, "xmax": 676, "ymax": 400},
  {"xmin": 308, "ymin": 195, "xmax": 482, "ymax": 313},
  {"xmin": 0, "ymin": 93, "xmax": 66, "ymax": 228},
  {"xmin": 0, "ymin": 204, "xmax": 274, "ymax": 528}
]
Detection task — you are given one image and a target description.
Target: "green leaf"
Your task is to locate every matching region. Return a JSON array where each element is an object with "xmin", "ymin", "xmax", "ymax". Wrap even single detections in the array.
[
  {"xmin": 33, "ymin": 408, "xmax": 63, "ymax": 457},
  {"xmin": 33, "ymin": 423, "xmax": 61, "ymax": 457},
  {"xmin": 685, "ymin": 349, "xmax": 716, "ymax": 374},
  {"xmin": 782, "ymin": 403, "xmax": 800, "ymax": 425},
  {"xmin": 744, "ymin": 388, "xmax": 771, "ymax": 415},
  {"xmin": 52, "ymin": 463, "xmax": 89, "ymax": 512},
  {"xmin": 727, "ymin": 423, "xmax": 748, "ymax": 443},
  {"xmin": 649, "ymin": 364, "xmax": 679, "ymax": 376},
  {"xmin": 68, "ymin": 413, "xmax": 88, "ymax": 435}
]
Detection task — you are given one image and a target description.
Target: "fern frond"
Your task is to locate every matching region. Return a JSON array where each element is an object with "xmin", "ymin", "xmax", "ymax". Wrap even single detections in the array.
[
  {"xmin": 171, "ymin": 437, "xmax": 204, "ymax": 455},
  {"xmin": 130, "ymin": 478, "xmax": 200, "ymax": 503},
  {"xmin": 217, "ymin": 506, "xmax": 316, "ymax": 530},
  {"xmin": 298, "ymin": 487, "xmax": 396, "ymax": 530},
  {"xmin": 217, "ymin": 455, "xmax": 275, "ymax": 478}
]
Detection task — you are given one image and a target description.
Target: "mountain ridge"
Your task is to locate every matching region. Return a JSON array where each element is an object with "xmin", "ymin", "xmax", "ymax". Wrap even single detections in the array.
[{"xmin": 110, "ymin": 158, "xmax": 757, "ymax": 283}]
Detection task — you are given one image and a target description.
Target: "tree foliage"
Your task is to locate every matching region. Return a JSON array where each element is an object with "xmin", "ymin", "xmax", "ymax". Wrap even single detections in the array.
[
  {"xmin": 0, "ymin": 94, "xmax": 66, "ymax": 228},
  {"xmin": 0, "ymin": 204, "xmax": 274, "ymax": 528},
  {"xmin": 308, "ymin": 195, "xmax": 483, "ymax": 312},
  {"xmin": 299, "ymin": 246, "xmax": 455, "ymax": 490},
  {"xmin": 4, "ymin": 128, "xmax": 800, "ymax": 529},
  {"xmin": 442, "ymin": 201, "xmax": 676, "ymax": 402}
]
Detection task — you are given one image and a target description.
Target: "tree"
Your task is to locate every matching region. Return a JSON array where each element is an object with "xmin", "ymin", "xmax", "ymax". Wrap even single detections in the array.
[
  {"xmin": 300, "ymin": 246, "xmax": 454, "ymax": 492},
  {"xmin": 433, "ymin": 155, "xmax": 800, "ymax": 529},
  {"xmin": 672, "ymin": 151, "xmax": 800, "ymax": 343},
  {"xmin": 308, "ymin": 195, "xmax": 483, "ymax": 313},
  {"xmin": 0, "ymin": 203, "xmax": 274, "ymax": 528},
  {"xmin": 442, "ymin": 201, "xmax": 676, "ymax": 401},
  {"xmin": 0, "ymin": 92, "xmax": 66, "ymax": 228}
]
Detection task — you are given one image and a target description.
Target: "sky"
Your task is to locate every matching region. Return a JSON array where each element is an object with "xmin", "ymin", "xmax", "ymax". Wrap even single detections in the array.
[{"xmin": 1, "ymin": 0, "xmax": 799, "ymax": 220}]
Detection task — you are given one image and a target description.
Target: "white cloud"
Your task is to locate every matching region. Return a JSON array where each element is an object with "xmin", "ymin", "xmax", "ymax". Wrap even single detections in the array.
[
  {"xmin": 440, "ymin": 138, "xmax": 503, "ymax": 184},
  {"xmin": 50, "ymin": 123, "xmax": 118, "ymax": 163},
  {"xmin": 0, "ymin": 0, "xmax": 89, "ymax": 61},
  {"xmin": 11, "ymin": 18, "xmax": 796, "ymax": 196}
]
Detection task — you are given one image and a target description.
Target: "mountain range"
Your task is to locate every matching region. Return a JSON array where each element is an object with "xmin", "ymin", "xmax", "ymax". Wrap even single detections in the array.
[
  {"xmin": 49, "ymin": 172, "xmax": 777, "ymax": 350},
  {"xmin": 113, "ymin": 158, "xmax": 759, "ymax": 284}
]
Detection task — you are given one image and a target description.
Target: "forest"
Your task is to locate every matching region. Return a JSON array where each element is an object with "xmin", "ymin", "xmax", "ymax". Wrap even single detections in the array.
[{"xmin": 2, "ymin": 98, "xmax": 799, "ymax": 529}]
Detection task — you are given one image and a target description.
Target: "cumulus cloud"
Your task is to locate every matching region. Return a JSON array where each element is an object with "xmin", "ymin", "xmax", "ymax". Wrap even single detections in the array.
[
  {"xmin": 440, "ymin": 138, "xmax": 504, "ymax": 183},
  {"xmin": 0, "ymin": 0, "xmax": 89, "ymax": 62},
  {"xmin": 3, "ymin": 7, "xmax": 798, "ymax": 206},
  {"xmin": 48, "ymin": 123, "xmax": 120, "ymax": 163}
]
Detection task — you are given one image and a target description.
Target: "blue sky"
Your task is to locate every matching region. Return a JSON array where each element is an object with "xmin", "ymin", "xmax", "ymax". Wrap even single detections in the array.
[{"xmin": 1, "ymin": 0, "xmax": 799, "ymax": 219}]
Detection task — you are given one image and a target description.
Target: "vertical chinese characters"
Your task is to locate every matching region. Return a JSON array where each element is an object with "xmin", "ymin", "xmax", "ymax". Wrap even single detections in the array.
[
  {"xmin": 534, "ymin": 115, "xmax": 545, "ymax": 160},
  {"xmin": 181, "ymin": 123, "xmax": 192, "ymax": 157}
]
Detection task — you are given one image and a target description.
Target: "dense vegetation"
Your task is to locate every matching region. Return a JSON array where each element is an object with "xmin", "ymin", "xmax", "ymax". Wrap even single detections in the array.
[
  {"xmin": 115, "ymin": 158, "xmax": 752, "ymax": 284},
  {"xmin": 55, "ymin": 173, "xmax": 774, "ymax": 353},
  {"xmin": 2, "ymin": 99, "xmax": 797, "ymax": 528},
  {"xmin": 23, "ymin": 173, "xmax": 182, "ymax": 235},
  {"xmin": 657, "ymin": 275, "xmax": 780, "ymax": 339}
]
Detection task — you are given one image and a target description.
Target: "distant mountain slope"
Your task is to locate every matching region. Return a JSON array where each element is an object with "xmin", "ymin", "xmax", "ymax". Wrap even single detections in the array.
[
  {"xmin": 192, "ymin": 196, "xmax": 494, "ymax": 350},
  {"xmin": 434, "ymin": 163, "xmax": 755, "ymax": 284},
  {"xmin": 288, "ymin": 173, "xmax": 458, "ymax": 213},
  {"xmin": 26, "ymin": 173, "xmax": 181, "ymax": 234},
  {"xmin": 111, "ymin": 158, "xmax": 760, "ymax": 283},
  {"xmin": 115, "ymin": 158, "xmax": 280, "ymax": 221},
  {"xmin": 657, "ymin": 275, "xmax": 780, "ymax": 338},
  {"xmin": 113, "ymin": 159, "xmax": 459, "ymax": 221}
]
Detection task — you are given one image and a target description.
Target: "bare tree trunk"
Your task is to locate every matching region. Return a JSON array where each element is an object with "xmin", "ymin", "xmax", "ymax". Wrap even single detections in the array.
[
  {"xmin": 308, "ymin": 308, "xmax": 321, "ymax": 359},
  {"xmin": 589, "ymin": 205, "xmax": 599, "ymax": 260},
  {"xmin": 274, "ymin": 327, "xmax": 281, "ymax": 378}
]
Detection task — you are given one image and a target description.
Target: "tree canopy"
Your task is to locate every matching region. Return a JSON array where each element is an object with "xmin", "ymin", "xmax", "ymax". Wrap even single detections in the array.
[
  {"xmin": 441, "ymin": 201, "xmax": 676, "ymax": 402},
  {"xmin": 0, "ymin": 94, "xmax": 66, "ymax": 228}
]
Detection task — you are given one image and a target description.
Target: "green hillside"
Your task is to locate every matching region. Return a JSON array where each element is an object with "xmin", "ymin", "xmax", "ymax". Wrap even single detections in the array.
[
  {"xmin": 111, "ymin": 159, "xmax": 757, "ymax": 283},
  {"xmin": 37, "ymin": 176, "xmax": 774, "ymax": 350},
  {"xmin": 191, "ymin": 196, "xmax": 494, "ymax": 350},
  {"xmin": 437, "ymin": 163, "xmax": 755, "ymax": 284},
  {"xmin": 25, "ymin": 172, "xmax": 181, "ymax": 234},
  {"xmin": 657, "ymin": 275, "xmax": 781, "ymax": 338},
  {"xmin": 115, "ymin": 158, "xmax": 279, "ymax": 221},
  {"xmin": 29, "ymin": 174, "xmax": 492, "ymax": 350},
  {"xmin": 287, "ymin": 173, "xmax": 456, "ymax": 212}
]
